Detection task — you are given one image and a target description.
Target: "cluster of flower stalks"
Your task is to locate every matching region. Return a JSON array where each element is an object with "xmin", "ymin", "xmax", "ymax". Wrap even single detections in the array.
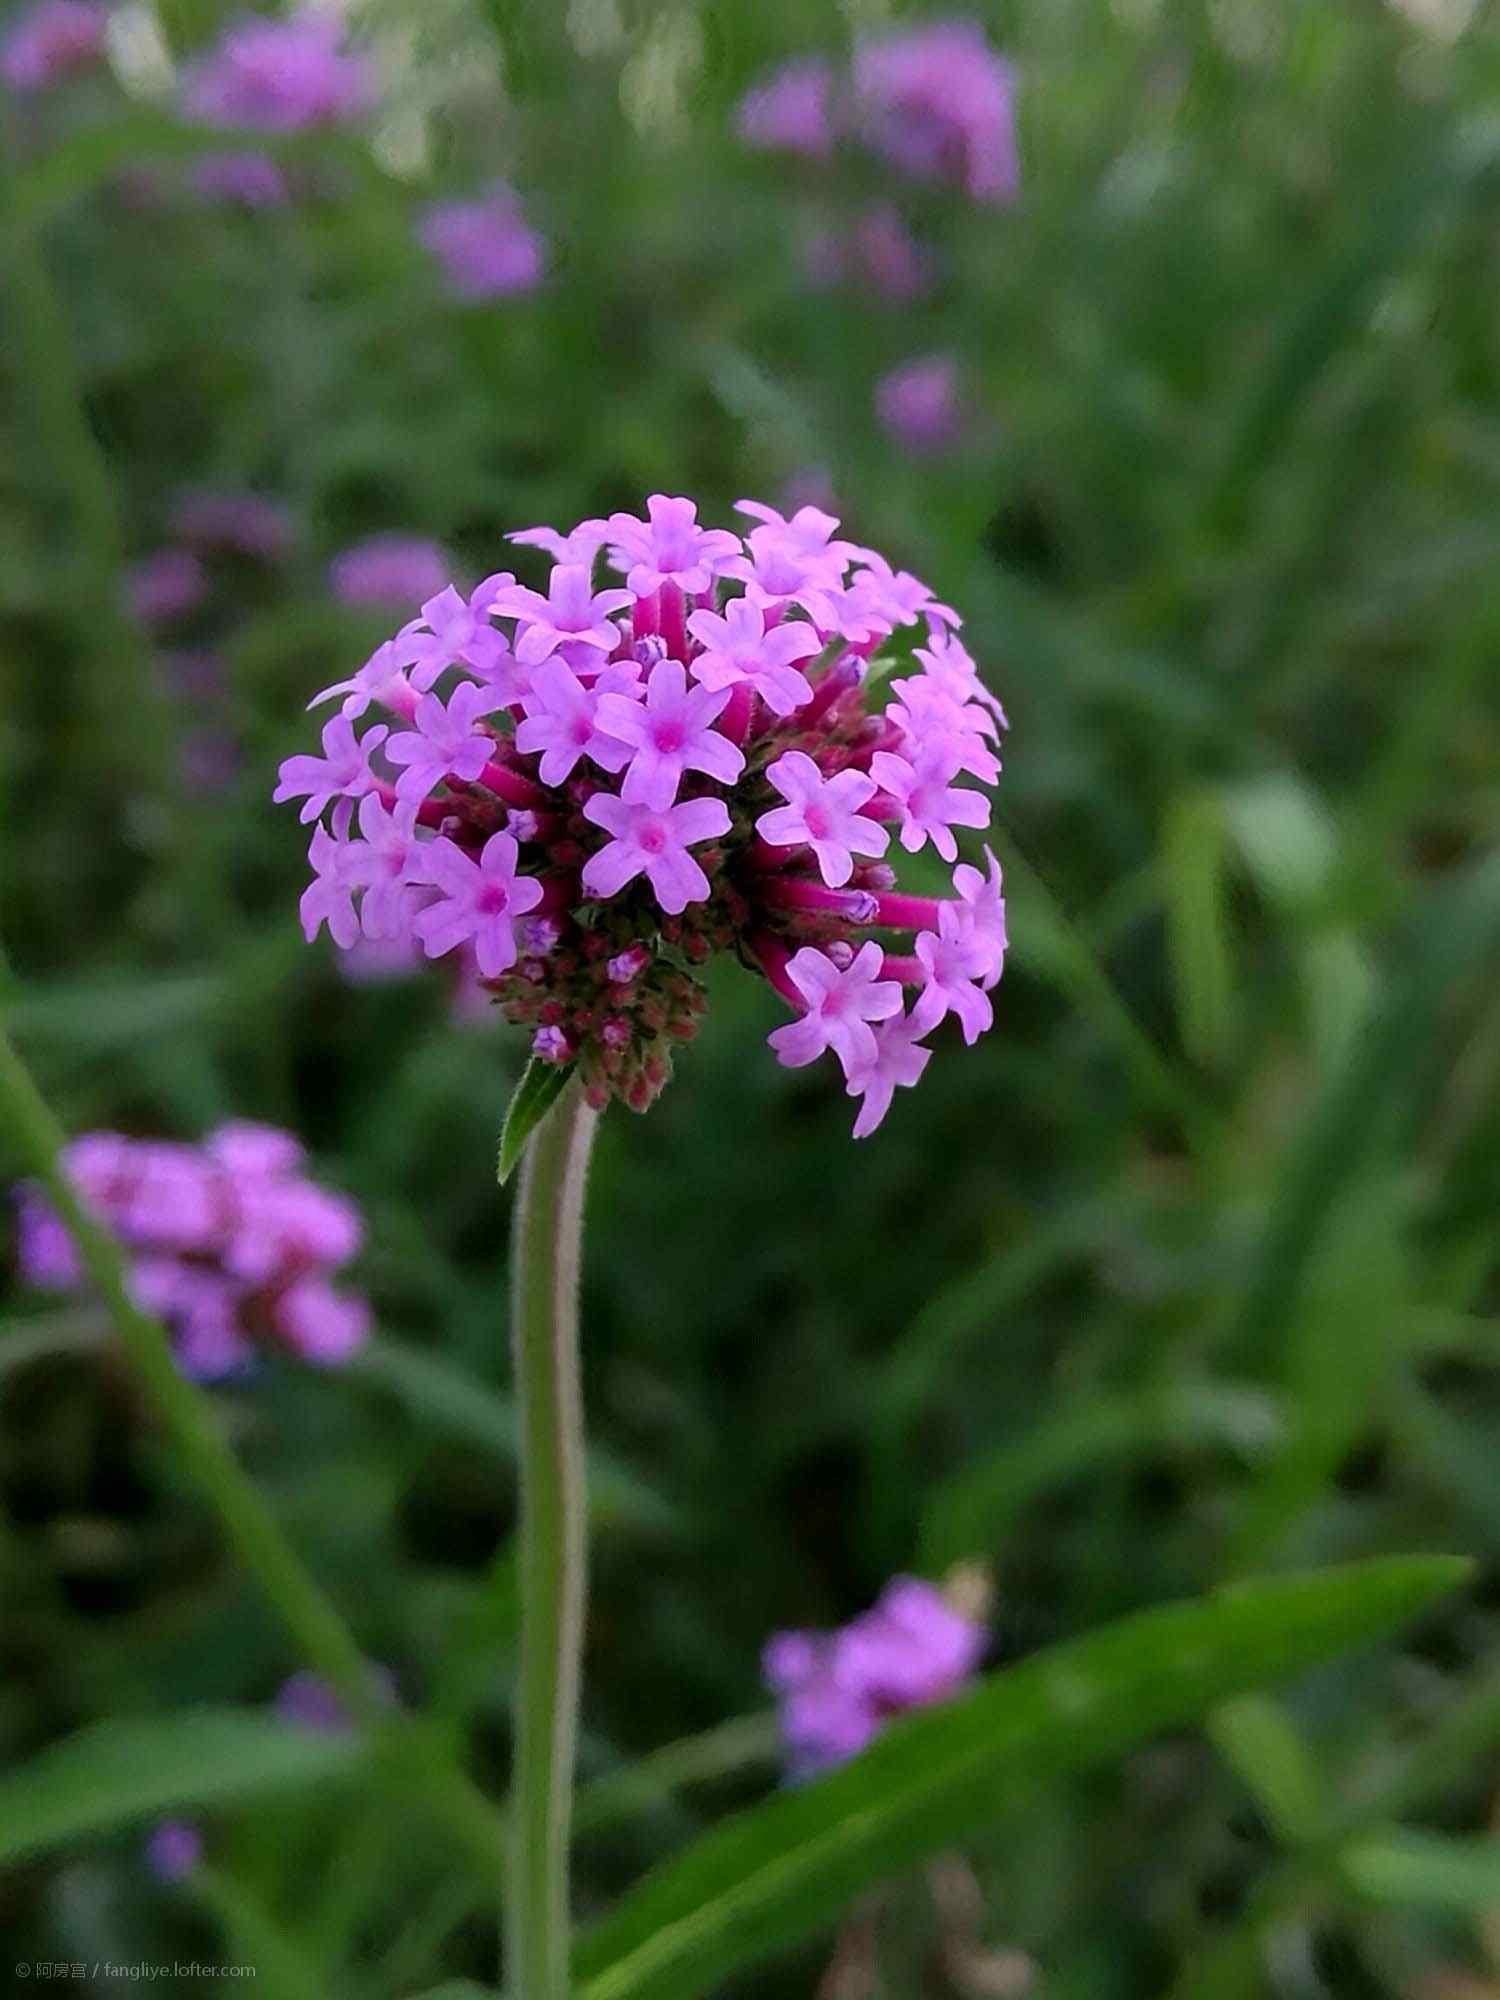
[{"xmin": 276, "ymin": 495, "xmax": 1007, "ymax": 1138}]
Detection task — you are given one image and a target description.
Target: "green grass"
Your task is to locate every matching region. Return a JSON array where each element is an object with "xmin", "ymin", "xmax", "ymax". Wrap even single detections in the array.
[{"xmin": 2, "ymin": 0, "xmax": 1500, "ymax": 1993}]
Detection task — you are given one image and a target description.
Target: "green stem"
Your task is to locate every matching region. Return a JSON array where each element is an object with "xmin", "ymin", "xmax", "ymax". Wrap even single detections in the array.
[
  {"xmin": 509, "ymin": 1075, "xmax": 598, "ymax": 1999},
  {"xmin": 0, "ymin": 1021, "xmax": 377, "ymax": 1723}
]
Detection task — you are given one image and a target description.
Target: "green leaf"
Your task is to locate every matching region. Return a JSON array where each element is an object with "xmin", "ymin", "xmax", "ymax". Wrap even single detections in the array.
[
  {"xmin": 497, "ymin": 1059, "xmax": 575, "ymax": 1185},
  {"xmin": 574, "ymin": 1714, "xmax": 782, "ymax": 1839},
  {"xmin": 574, "ymin": 1559, "xmax": 1469, "ymax": 2000},
  {"xmin": 1231, "ymin": 853, "xmax": 1500, "ymax": 1357},
  {"xmin": 1341, "ymin": 1829, "xmax": 1500, "ymax": 1911},
  {"xmin": 920, "ymin": 1381, "xmax": 1281, "ymax": 1571},
  {"xmin": 194, "ymin": 1868, "xmax": 327, "ymax": 2000},
  {"xmin": 404, "ymin": 1986, "xmax": 498, "ymax": 2000},
  {"xmin": 1208, "ymin": 1696, "xmax": 1326, "ymax": 1846},
  {"xmin": 0, "ymin": 1709, "xmax": 368, "ymax": 1868},
  {"xmin": 1163, "ymin": 789, "xmax": 1236, "ymax": 1068},
  {"xmin": 347, "ymin": 1338, "xmax": 685, "ymax": 1540}
]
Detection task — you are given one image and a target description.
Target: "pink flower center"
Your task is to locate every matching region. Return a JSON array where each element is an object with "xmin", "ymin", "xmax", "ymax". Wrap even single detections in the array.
[
  {"xmin": 652, "ymin": 720, "xmax": 685, "ymax": 754},
  {"xmin": 803, "ymin": 802, "xmax": 832, "ymax": 839},
  {"xmin": 637, "ymin": 822, "xmax": 668, "ymax": 856},
  {"xmin": 478, "ymin": 881, "xmax": 511, "ymax": 915}
]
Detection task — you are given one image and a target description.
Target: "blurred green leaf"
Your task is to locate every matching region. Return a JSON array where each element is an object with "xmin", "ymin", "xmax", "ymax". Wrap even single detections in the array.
[
  {"xmin": 0, "ymin": 1710, "xmax": 367, "ymax": 1868},
  {"xmin": 921, "ymin": 1381, "xmax": 1282, "ymax": 1571},
  {"xmin": 1340, "ymin": 1828, "xmax": 1500, "ymax": 1911},
  {"xmin": 574, "ymin": 1559, "xmax": 1469, "ymax": 2000},
  {"xmin": 1163, "ymin": 789, "xmax": 1236, "ymax": 1069},
  {"xmin": 1232, "ymin": 854, "xmax": 1500, "ymax": 1357},
  {"xmin": 346, "ymin": 1338, "xmax": 686, "ymax": 1539},
  {"xmin": 1209, "ymin": 1695, "xmax": 1326, "ymax": 1846}
]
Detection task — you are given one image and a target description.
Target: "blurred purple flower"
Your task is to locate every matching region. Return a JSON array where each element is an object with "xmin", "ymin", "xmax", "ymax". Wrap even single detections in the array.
[
  {"xmin": 183, "ymin": 10, "xmax": 373, "ymax": 133},
  {"xmin": 171, "ymin": 488, "xmax": 295, "ymax": 562},
  {"xmin": 182, "ymin": 732, "xmax": 242, "ymax": 795},
  {"xmin": 331, "ymin": 535, "xmax": 452, "ymax": 611},
  {"xmin": 737, "ymin": 21, "xmax": 1018, "ymax": 206},
  {"xmin": 803, "ymin": 203, "xmax": 931, "ymax": 303},
  {"xmin": 1, "ymin": 1, "xmax": 109, "ymax": 93},
  {"xmin": 764, "ymin": 1576, "xmax": 985, "ymax": 1777},
  {"xmin": 190, "ymin": 150, "xmax": 291, "ymax": 209},
  {"xmin": 276, "ymin": 1666, "xmax": 395, "ymax": 1730},
  {"xmin": 418, "ymin": 185, "xmax": 546, "ymax": 301},
  {"xmin": 877, "ymin": 353, "xmax": 963, "ymax": 455},
  {"xmin": 736, "ymin": 56, "xmax": 835, "ymax": 158},
  {"xmin": 14, "ymin": 1124, "xmax": 370, "ymax": 1379},
  {"xmin": 127, "ymin": 549, "xmax": 207, "ymax": 627},
  {"xmin": 145, "ymin": 1819, "xmax": 202, "ymax": 1884},
  {"xmin": 854, "ymin": 17, "xmax": 1019, "ymax": 204}
]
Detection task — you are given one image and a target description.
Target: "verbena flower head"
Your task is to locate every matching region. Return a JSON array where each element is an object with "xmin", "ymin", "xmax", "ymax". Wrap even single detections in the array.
[
  {"xmin": 763, "ymin": 1576, "xmax": 986, "ymax": 1777},
  {"xmin": 737, "ymin": 18, "xmax": 1018, "ymax": 205},
  {"xmin": 15, "ymin": 1124, "xmax": 370, "ymax": 1378},
  {"xmin": 853, "ymin": 17, "xmax": 1019, "ymax": 204},
  {"xmin": 1, "ymin": 1, "xmax": 109, "ymax": 93},
  {"xmin": 275, "ymin": 496, "xmax": 1007, "ymax": 1137},
  {"xmin": 331, "ymin": 535, "xmax": 452, "ymax": 610},
  {"xmin": 419, "ymin": 183, "xmax": 547, "ymax": 300},
  {"xmin": 183, "ymin": 9, "xmax": 372, "ymax": 132}
]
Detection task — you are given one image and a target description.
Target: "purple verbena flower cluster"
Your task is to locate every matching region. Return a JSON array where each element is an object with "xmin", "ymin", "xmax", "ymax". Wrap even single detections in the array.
[
  {"xmin": 763, "ymin": 1577, "xmax": 986, "ymax": 1777},
  {"xmin": 419, "ymin": 183, "xmax": 547, "ymax": 301},
  {"xmin": 276, "ymin": 495, "xmax": 1007, "ymax": 1137},
  {"xmin": 16, "ymin": 1124, "xmax": 370, "ymax": 1378},
  {"xmin": 737, "ymin": 16, "xmax": 1019, "ymax": 205},
  {"xmin": 1, "ymin": 1, "xmax": 109, "ymax": 93},
  {"xmin": 182, "ymin": 9, "xmax": 373, "ymax": 133}
]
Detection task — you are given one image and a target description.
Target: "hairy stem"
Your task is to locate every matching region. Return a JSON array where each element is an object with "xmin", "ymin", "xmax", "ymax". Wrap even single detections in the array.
[{"xmin": 509, "ymin": 1074, "xmax": 598, "ymax": 1997}]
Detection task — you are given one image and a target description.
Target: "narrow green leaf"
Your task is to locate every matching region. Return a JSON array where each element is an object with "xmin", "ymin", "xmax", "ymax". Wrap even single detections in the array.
[
  {"xmin": 1223, "ymin": 773, "xmax": 1339, "ymax": 920},
  {"xmin": 1231, "ymin": 853, "xmax": 1500, "ymax": 1357},
  {"xmin": 0, "ymin": 1709, "xmax": 367, "ymax": 1868},
  {"xmin": 1163, "ymin": 789, "xmax": 1236, "ymax": 1069},
  {"xmin": 574, "ymin": 1714, "xmax": 782, "ymax": 1839},
  {"xmin": 404, "ymin": 1985, "xmax": 497, "ymax": 2000},
  {"xmin": 1209, "ymin": 1696, "xmax": 1326, "ymax": 1846},
  {"xmin": 1341, "ymin": 1829, "xmax": 1500, "ymax": 1911},
  {"xmin": 347, "ymin": 1338, "xmax": 685, "ymax": 1540},
  {"xmin": 497, "ymin": 1059, "xmax": 575, "ymax": 1185},
  {"xmin": 921, "ymin": 1381, "xmax": 1281, "ymax": 1571},
  {"xmin": 194, "ymin": 1867, "xmax": 327, "ymax": 2000},
  {"xmin": 575, "ymin": 1559, "xmax": 1469, "ymax": 2000}
]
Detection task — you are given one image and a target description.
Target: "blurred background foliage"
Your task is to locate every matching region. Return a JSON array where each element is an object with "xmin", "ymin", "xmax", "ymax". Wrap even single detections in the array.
[{"xmin": 3, "ymin": 0, "xmax": 1500, "ymax": 1993}]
